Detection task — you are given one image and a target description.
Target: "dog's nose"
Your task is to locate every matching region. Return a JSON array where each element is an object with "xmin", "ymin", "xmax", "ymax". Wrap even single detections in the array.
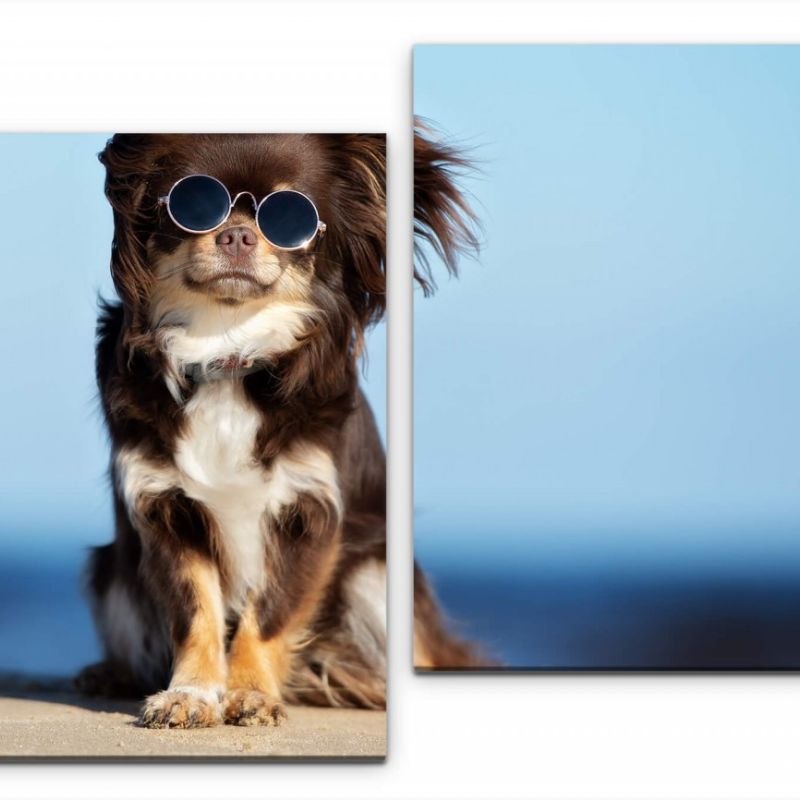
[{"xmin": 215, "ymin": 226, "xmax": 258, "ymax": 258}]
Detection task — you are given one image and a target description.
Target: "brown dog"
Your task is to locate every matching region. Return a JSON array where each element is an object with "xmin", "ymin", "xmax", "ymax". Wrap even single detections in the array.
[{"xmin": 77, "ymin": 131, "xmax": 480, "ymax": 729}]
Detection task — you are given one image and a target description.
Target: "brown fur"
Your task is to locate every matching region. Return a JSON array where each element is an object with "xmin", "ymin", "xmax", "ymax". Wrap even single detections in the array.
[
  {"xmin": 168, "ymin": 557, "xmax": 226, "ymax": 690},
  {"xmin": 224, "ymin": 606, "xmax": 289, "ymax": 726},
  {"xmin": 413, "ymin": 119, "xmax": 480, "ymax": 293}
]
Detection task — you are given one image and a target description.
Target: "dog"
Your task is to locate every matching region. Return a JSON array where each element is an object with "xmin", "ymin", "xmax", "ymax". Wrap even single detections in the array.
[{"xmin": 76, "ymin": 131, "xmax": 481, "ymax": 730}]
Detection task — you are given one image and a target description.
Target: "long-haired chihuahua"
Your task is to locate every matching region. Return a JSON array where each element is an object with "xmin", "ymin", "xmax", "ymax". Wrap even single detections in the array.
[{"xmin": 76, "ymin": 131, "xmax": 481, "ymax": 729}]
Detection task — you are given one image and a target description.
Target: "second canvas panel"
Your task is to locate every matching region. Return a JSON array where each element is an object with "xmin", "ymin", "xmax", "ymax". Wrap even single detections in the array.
[{"xmin": 413, "ymin": 45, "xmax": 800, "ymax": 670}]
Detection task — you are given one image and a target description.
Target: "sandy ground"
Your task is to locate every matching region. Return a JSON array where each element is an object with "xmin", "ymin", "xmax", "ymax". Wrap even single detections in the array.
[{"xmin": 0, "ymin": 677, "xmax": 385, "ymax": 760}]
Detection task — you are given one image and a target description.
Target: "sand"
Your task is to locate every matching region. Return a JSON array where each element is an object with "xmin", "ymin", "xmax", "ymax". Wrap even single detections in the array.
[{"xmin": 0, "ymin": 677, "xmax": 385, "ymax": 760}]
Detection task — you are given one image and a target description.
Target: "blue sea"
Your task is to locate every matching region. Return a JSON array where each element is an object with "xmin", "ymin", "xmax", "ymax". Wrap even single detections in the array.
[
  {"xmin": 416, "ymin": 520, "xmax": 800, "ymax": 669},
  {"xmin": 4, "ymin": 520, "xmax": 800, "ymax": 676},
  {"xmin": 0, "ymin": 531, "xmax": 103, "ymax": 677}
]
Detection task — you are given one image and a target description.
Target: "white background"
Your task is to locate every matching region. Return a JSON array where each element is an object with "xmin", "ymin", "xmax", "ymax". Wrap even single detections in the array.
[{"xmin": 3, "ymin": 2, "xmax": 800, "ymax": 798}]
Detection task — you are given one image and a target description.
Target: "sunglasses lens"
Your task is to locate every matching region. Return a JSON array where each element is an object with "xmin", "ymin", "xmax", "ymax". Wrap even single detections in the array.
[
  {"xmin": 167, "ymin": 175, "xmax": 230, "ymax": 232},
  {"xmin": 257, "ymin": 191, "xmax": 319, "ymax": 249}
]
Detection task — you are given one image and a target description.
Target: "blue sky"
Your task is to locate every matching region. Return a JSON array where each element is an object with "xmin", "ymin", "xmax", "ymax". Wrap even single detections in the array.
[
  {"xmin": 414, "ymin": 46, "xmax": 800, "ymax": 546},
  {"xmin": 0, "ymin": 134, "xmax": 385, "ymax": 553}
]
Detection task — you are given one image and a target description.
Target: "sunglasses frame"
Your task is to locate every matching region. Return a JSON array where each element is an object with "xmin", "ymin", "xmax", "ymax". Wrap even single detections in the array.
[{"xmin": 157, "ymin": 174, "xmax": 327, "ymax": 252}]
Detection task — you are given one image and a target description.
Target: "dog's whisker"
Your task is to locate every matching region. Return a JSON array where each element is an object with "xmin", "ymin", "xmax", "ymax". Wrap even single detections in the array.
[{"xmin": 154, "ymin": 260, "xmax": 200, "ymax": 281}]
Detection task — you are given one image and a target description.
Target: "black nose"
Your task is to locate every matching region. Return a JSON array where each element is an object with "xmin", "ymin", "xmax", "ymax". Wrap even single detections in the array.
[{"xmin": 215, "ymin": 226, "xmax": 258, "ymax": 258}]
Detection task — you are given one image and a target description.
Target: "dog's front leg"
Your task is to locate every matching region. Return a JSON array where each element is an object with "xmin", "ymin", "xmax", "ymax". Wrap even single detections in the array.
[
  {"xmin": 135, "ymin": 490, "xmax": 227, "ymax": 729},
  {"xmin": 224, "ymin": 493, "xmax": 340, "ymax": 726}
]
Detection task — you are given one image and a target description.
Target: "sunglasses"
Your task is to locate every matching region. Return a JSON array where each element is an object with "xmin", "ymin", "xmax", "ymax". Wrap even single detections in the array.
[{"xmin": 158, "ymin": 174, "xmax": 327, "ymax": 251}]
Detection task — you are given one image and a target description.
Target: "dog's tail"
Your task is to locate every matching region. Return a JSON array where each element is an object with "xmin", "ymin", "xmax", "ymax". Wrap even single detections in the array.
[
  {"xmin": 284, "ymin": 654, "xmax": 386, "ymax": 711},
  {"xmin": 413, "ymin": 564, "xmax": 499, "ymax": 670}
]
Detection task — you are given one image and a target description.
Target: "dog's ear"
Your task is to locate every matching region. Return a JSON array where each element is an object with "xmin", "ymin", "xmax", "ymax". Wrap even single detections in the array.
[
  {"xmin": 324, "ymin": 134, "xmax": 386, "ymax": 333},
  {"xmin": 99, "ymin": 134, "xmax": 166, "ymax": 325},
  {"xmin": 414, "ymin": 120, "xmax": 479, "ymax": 295}
]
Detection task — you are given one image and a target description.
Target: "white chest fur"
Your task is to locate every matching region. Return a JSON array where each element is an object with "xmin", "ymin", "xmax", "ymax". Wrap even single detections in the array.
[
  {"xmin": 116, "ymin": 380, "xmax": 343, "ymax": 613},
  {"xmin": 155, "ymin": 300, "xmax": 316, "ymax": 402},
  {"xmin": 175, "ymin": 381, "xmax": 272, "ymax": 606}
]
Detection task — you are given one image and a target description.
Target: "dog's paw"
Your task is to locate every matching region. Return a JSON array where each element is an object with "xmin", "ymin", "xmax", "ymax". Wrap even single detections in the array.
[
  {"xmin": 223, "ymin": 688, "xmax": 287, "ymax": 727},
  {"xmin": 139, "ymin": 688, "xmax": 222, "ymax": 729}
]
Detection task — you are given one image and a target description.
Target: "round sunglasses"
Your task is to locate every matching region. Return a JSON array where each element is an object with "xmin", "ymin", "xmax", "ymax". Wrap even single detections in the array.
[{"xmin": 157, "ymin": 174, "xmax": 327, "ymax": 251}]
